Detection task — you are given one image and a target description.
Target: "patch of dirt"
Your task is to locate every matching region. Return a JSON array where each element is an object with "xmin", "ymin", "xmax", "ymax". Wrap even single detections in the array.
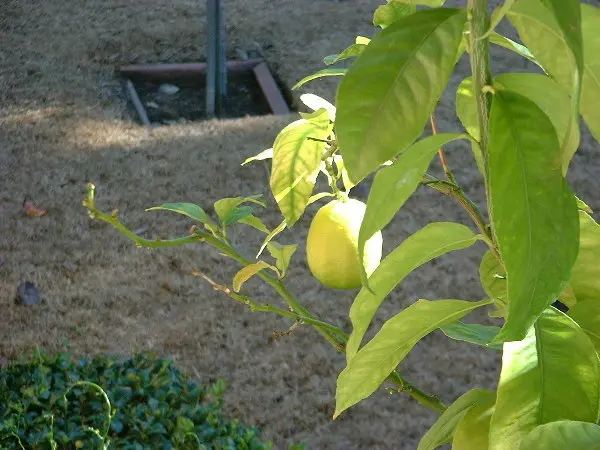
[
  {"xmin": 130, "ymin": 72, "xmax": 272, "ymax": 124},
  {"xmin": 0, "ymin": 0, "xmax": 599, "ymax": 449}
]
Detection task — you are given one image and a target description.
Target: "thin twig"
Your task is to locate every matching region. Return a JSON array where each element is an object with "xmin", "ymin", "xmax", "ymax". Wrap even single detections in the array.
[{"xmin": 430, "ymin": 114, "xmax": 456, "ymax": 184}]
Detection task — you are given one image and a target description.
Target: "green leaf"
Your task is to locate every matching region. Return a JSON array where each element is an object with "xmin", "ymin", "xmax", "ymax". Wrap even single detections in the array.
[
  {"xmin": 233, "ymin": 261, "xmax": 278, "ymax": 292},
  {"xmin": 519, "ymin": 421, "xmax": 600, "ymax": 450},
  {"xmin": 487, "ymin": 91, "xmax": 579, "ymax": 344},
  {"xmin": 576, "ymin": 196, "xmax": 593, "ymax": 214},
  {"xmin": 332, "ymin": 155, "xmax": 355, "ymax": 192},
  {"xmin": 508, "ymin": 1, "xmax": 600, "ymax": 142},
  {"xmin": 452, "ymin": 393, "xmax": 496, "ymax": 450},
  {"xmin": 478, "ymin": 250, "xmax": 506, "ymax": 303},
  {"xmin": 323, "ymin": 43, "xmax": 367, "ymax": 66},
  {"xmin": 568, "ymin": 301, "xmax": 600, "ymax": 352},
  {"xmin": 457, "ymin": 73, "xmax": 580, "ymax": 174},
  {"xmin": 238, "ymin": 215, "xmax": 270, "ymax": 234},
  {"xmin": 346, "ymin": 222, "xmax": 480, "ymax": 361},
  {"xmin": 335, "ymin": 299, "xmax": 491, "ymax": 419},
  {"xmin": 292, "ymin": 68, "xmax": 347, "ymax": 90},
  {"xmin": 570, "ymin": 210, "xmax": 600, "ymax": 303},
  {"xmin": 266, "ymin": 242, "xmax": 298, "ymax": 277},
  {"xmin": 241, "ymin": 148, "xmax": 273, "ymax": 166},
  {"xmin": 373, "ymin": 1, "xmax": 416, "ymax": 29},
  {"xmin": 488, "ymin": 308, "xmax": 600, "ymax": 450},
  {"xmin": 336, "ymin": 8, "xmax": 466, "ymax": 183},
  {"xmin": 398, "ymin": 0, "xmax": 445, "ymax": 5},
  {"xmin": 439, "ymin": 322, "xmax": 502, "ymax": 350},
  {"xmin": 146, "ymin": 202, "xmax": 210, "ymax": 224},
  {"xmin": 418, "ymin": 389, "xmax": 495, "ymax": 450},
  {"xmin": 358, "ymin": 133, "xmax": 467, "ymax": 287},
  {"xmin": 270, "ymin": 109, "xmax": 332, "ymax": 226},
  {"xmin": 256, "ymin": 220, "xmax": 287, "ymax": 258},
  {"xmin": 213, "ymin": 196, "xmax": 265, "ymax": 227},
  {"xmin": 488, "ymin": 33, "xmax": 543, "ymax": 69},
  {"xmin": 493, "ymin": 73, "xmax": 580, "ymax": 174}
]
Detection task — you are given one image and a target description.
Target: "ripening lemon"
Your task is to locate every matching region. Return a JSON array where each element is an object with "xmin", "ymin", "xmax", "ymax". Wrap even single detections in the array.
[{"xmin": 306, "ymin": 198, "xmax": 382, "ymax": 290}]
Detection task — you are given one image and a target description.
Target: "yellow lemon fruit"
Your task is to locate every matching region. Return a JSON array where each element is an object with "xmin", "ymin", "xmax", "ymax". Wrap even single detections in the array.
[{"xmin": 306, "ymin": 198, "xmax": 383, "ymax": 290}]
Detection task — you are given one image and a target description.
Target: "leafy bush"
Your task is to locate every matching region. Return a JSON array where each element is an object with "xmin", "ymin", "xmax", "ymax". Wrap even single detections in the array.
[{"xmin": 0, "ymin": 350, "xmax": 273, "ymax": 449}]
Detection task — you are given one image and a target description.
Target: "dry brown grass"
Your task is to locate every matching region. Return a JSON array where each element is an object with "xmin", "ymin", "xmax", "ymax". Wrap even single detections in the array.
[{"xmin": 1, "ymin": 0, "xmax": 600, "ymax": 448}]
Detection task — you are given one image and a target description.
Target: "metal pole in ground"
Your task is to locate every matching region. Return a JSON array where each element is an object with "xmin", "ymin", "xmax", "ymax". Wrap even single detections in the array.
[{"xmin": 206, "ymin": 0, "xmax": 227, "ymax": 118}]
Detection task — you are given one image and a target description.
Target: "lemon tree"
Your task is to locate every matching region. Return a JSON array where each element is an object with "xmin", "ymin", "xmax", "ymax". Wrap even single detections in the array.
[{"xmin": 82, "ymin": 0, "xmax": 600, "ymax": 448}]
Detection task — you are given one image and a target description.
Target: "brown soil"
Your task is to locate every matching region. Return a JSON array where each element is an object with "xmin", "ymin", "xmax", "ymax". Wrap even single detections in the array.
[{"xmin": 1, "ymin": 0, "xmax": 599, "ymax": 449}]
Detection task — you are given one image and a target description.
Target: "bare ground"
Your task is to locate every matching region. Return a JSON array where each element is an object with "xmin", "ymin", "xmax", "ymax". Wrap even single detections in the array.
[{"xmin": 1, "ymin": 0, "xmax": 599, "ymax": 448}]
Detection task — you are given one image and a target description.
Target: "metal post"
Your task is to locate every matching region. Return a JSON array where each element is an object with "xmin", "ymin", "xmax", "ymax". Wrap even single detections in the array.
[{"xmin": 206, "ymin": 0, "xmax": 227, "ymax": 118}]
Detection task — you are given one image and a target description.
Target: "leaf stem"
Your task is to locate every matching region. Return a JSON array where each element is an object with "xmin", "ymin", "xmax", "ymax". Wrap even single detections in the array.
[{"xmin": 429, "ymin": 115, "xmax": 456, "ymax": 184}]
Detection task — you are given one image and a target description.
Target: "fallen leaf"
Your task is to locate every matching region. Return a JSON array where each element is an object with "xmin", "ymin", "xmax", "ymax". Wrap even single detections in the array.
[{"xmin": 23, "ymin": 201, "xmax": 47, "ymax": 216}]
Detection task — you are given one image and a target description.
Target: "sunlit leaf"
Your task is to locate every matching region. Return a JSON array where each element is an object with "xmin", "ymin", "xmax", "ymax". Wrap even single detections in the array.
[
  {"xmin": 346, "ymin": 222, "xmax": 480, "ymax": 361},
  {"xmin": 569, "ymin": 211, "xmax": 600, "ymax": 302},
  {"xmin": 335, "ymin": 299, "xmax": 491, "ymax": 419},
  {"xmin": 241, "ymin": 148, "xmax": 273, "ymax": 166},
  {"xmin": 238, "ymin": 215, "xmax": 270, "ymax": 234},
  {"xmin": 487, "ymin": 91, "xmax": 579, "ymax": 344},
  {"xmin": 300, "ymin": 93, "xmax": 336, "ymax": 121},
  {"xmin": 266, "ymin": 242, "xmax": 298, "ymax": 277},
  {"xmin": 233, "ymin": 261, "xmax": 278, "ymax": 292},
  {"xmin": 568, "ymin": 301, "xmax": 600, "ymax": 353},
  {"xmin": 292, "ymin": 68, "xmax": 347, "ymax": 90},
  {"xmin": 478, "ymin": 250, "xmax": 505, "ymax": 304},
  {"xmin": 519, "ymin": 421, "xmax": 600, "ymax": 450},
  {"xmin": 373, "ymin": 1, "xmax": 416, "ymax": 29},
  {"xmin": 337, "ymin": 8, "xmax": 466, "ymax": 183},
  {"xmin": 270, "ymin": 108, "xmax": 332, "ymax": 226},
  {"xmin": 452, "ymin": 393, "xmax": 496, "ymax": 450},
  {"xmin": 418, "ymin": 389, "xmax": 495, "ymax": 450},
  {"xmin": 256, "ymin": 220, "xmax": 286, "ymax": 258},
  {"xmin": 489, "ymin": 308, "xmax": 600, "ymax": 450},
  {"xmin": 358, "ymin": 133, "xmax": 467, "ymax": 287},
  {"xmin": 323, "ymin": 43, "xmax": 367, "ymax": 66}
]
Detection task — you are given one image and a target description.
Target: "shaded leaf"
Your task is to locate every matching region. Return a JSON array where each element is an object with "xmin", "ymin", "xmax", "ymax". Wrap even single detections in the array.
[
  {"xmin": 519, "ymin": 421, "xmax": 600, "ymax": 450},
  {"xmin": 336, "ymin": 8, "xmax": 466, "ymax": 183},
  {"xmin": 233, "ymin": 261, "xmax": 278, "ymax": 292},
  {"xmin": 570, "ymin": 211, "xmax": 600, "ymax": 302},
  {"xmin": 214, "ymin": 196, "xmax": 265, "ymax": 227},
  {"xmin": 452, "ymin": 393, "xmax": 496, "ymax": 450},
  {"xmin": 439, "ymin": 322, "xmax": 502, "ymax": 350},
  {"xmin": 358, "ymin": 133, "xmax": 467, "ymax": 287},
  {"xmin": 292, "ymin": 68, "xmax": 347, "ymax": 90},
  {"xmin": 335, "ymin": 299, "xmax": 491, "ymax": 419},
  {"xmin": 488, "ymin": 32, "xmax": 544, "ymax": 69},
  {"xmin": 256, "ymin": 220, "xmax": 287, "ymax": 258},
  {"xmin": 270, "ymin": 109, "xmax": 332, "ymax": 226},
  {"xmin": 346, "ymin": 222, "xmax": 480, "ymax": 361},
  {"xmin": 478, "ymin": 250, "xmax": 505, "ymax": 303},
  {"xmin": 487, "ymin": 91, "xmax": 579, "ymax": 343},
  {"xmin": 418, "ymin": 389, "xmax": 495, "ymax": 450},
  {"xmin": 489, "ymin": 308, "xmax": 600, "ymax": 449},
  {"xmin": 146, "ymin": 203, "xmax": 216, "ymax": 227},
  {"xmin": 266, "ymin": 242, "xmax": 298, "ymax": 277},
  {"xmin": 568, "ymin": 301, "xmax": 600, "ymax": 352},
  {"xmin": 323, "ymin": 43, "xmax": 367, "ymax": 66},
  {"xmin": 373, "ymin": 1, "xmax": 416, "ymax": 29}
]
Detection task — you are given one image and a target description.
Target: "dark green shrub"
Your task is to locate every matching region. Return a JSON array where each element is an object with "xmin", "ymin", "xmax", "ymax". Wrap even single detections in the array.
[{"xmin": 0, "ymin": 350, "xmax": 273, "ymax": 449}]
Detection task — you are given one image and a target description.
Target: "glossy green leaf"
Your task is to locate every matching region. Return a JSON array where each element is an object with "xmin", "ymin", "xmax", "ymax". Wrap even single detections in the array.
[
  {"xmin": 488, "ymin": 33, "xmax": 543, "ymax": 69},
  {"xmin": 508, "ymin": 1, "xmax": 600, "ymax": 142},
  {"xmin": 346, "ymin": 222, "xmax": 480, "ymax": 361},
  {"xmin": 256, "ymin": 220, "xmax": 287, "ymax": 258},
  {"xmin": 336, "ymin": 8, "xmax": 466, "ymax": 183},
  {"xmin": 323, "ymin": 43, "xmax": 367, "ymax": 65},
  {"xmin": 487, "ymin": 91, "xmax": 579, "ymax": 344},
  {"xmin": 439, "ymin": 322, "xmax": 502, "ymax": 350},
  {"xmin": 336, "ymin": 299, "xmax": 491, "ymax": 419},
  {"xmin": 214, "ymin": 196, "xmax": 265, "ymax": 226},
  {"xmin": 494, "ymin": 73, "xmax": 580, "ymax": 174},
  {"xmin": 418, "ymin": 389, "xmax": 495, "ymax": 450},
  {"xmin": 452, "ymin": 393, "xmax": 496, "ymax": 450},
  {"xmin": 266, "ymin": 242, "xmax": 298, "ymax": 277},
  {"xmin": 233, "ymin": 261, "xmax": 278, "ymax": 292},
  {"xmin": 238, "ymin": 215, "xmax": 270, "ymax": 234},
  {"xmin": 489, "ymin": 308, "xmax": 600, "ymax": 450},
  {"xmin": 241, "ymin": 148, "xmax": 273, "ymax": 166},
  {"xmin": 519, "ymin": 421, "xmax": 600, "ymax": 450},
  {"xmin": 270, "ymin": 108, "xmax": 332, "ymax": 227},
  {"xmin": 568, "ymin": 301, "xmax": 600, "ymax": 352},
  {"xmin": 146, "ymin": 202, "xmax": 210, "ymax": 223},
  {"xmin": 373, "ymin": 1, "xmax": 416, "ymax": 29},
  {"xmin": 570, "ymin": 211, "xmax": 600, "ymax": 303},
  {"xmin": 357, "ymin": 133, "xmax": 467, "ymax": 287},
  {"xmin": 292, "ymin": 68, "xmax": 347, "ymax": 90}
]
